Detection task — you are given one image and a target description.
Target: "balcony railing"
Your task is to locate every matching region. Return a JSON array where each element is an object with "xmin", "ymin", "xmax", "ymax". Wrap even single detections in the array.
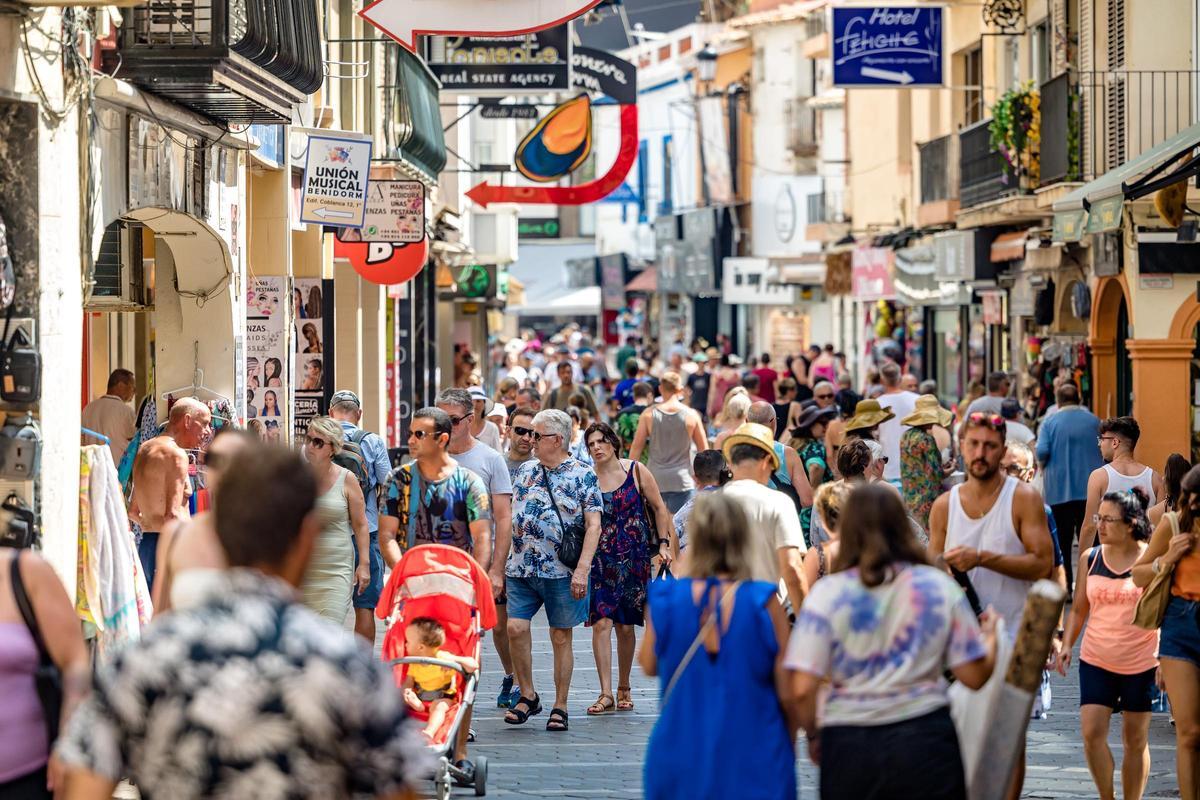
[
  {"xmin": 919, "ymin": 134, "xmax": 958, "ymax": 204},
  {"xmin": 785, "ymin": 97, "xmax": 818, "ymax": 157},
  {"xmin": 1076, "ymin": 70, "xmax": 1200, "ymax": 181},
  {"xmin": 806, "ymin": 190, "xmax": 845, "ymax": 225},
  {"xmin": 1040, "ymin": 72, "xmax": 1075, "ymax": 185},
  {"xmin": 959, "ymin": 119, "xmax": 1014, "ymax": 207},
  {"xmin": 112, "ymin": 0, "xmax": 322, "ymax": 123}
]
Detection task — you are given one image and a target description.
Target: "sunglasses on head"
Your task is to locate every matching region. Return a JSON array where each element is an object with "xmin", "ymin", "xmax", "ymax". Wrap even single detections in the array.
[{"xmin": 966, "ymin": 412, "xmax": 1006, "ymax": 432}]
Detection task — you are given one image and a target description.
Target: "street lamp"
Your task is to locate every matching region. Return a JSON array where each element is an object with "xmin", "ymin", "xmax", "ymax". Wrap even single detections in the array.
[{"xmin": 697, "ymin": 44, "xmax": 718, "ymax": 85}]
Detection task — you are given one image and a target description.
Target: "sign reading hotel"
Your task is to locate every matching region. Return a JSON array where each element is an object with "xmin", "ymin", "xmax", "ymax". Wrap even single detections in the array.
[
  {"xmin": 360, "ymin": 0, "xmax": 601, "ymax": 53},
  {"xmin": 831, "ymin": 5, "xmax": 944, "ymax": 88},
  {"xmin": 299, "ymin": 135, "xmax": 373, "ymax": 228}
]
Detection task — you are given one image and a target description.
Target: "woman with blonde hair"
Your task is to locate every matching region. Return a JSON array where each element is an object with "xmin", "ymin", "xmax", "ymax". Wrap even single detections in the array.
[
  {"xmin": 712, "ymin": 389, "xmax": 751, "ymax": 450},
  {"xmin": 803, "ymin": 481, "xmax": 853, "ymax": 589},
  {"xmin": 300, "ymin": 416, "xmax": 371, "ymax": 624},
  {"xmin": 641, "ymin": 492, "xmax": 797, "ymax": 799}
]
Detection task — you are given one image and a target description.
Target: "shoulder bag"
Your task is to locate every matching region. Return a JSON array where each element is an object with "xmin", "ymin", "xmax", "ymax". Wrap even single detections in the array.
[
  {"xmin": 1133, "ymin": 510, "xmax": 1179, "ymax": 630},
  {"xmin": 630, "ymin": 461, "xmax": 661, "ymax": 553},
  {"xmin": 10, "ymin": 553, "xmax": 62, "ymax": 741},
  {"xmin": 543, "ymin": 465, "xmax": 584, "ymax": 569}
]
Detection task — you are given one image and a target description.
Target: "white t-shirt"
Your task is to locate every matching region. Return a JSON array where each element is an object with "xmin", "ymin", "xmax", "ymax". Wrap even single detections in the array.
[
  {"xmin": 877, "ymin": 391, "xmax": 919, "ymax": 482},
  {"xmin": 1005, "ymin": 420, "xmax": 1036, "ymax": 446},
  {"xmin": 453, "ymin": 440, "xmax": 513, "ymax": 544},
  {"xmin": 785, "ymin": 565, "xmax": 987, "ymax": 727},
  {"xmin": 721, "ymin": 479, "xmax": 806, "ymax": 584},
  {"xmin": 476, "ymin": 421, "xmax": 502, "ymax": 452}
]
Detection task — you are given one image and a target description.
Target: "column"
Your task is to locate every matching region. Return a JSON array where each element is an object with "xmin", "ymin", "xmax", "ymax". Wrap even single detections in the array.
[{"xmin": 1127, "ymin": 338, "xmax": 1194, "ymax": 473}]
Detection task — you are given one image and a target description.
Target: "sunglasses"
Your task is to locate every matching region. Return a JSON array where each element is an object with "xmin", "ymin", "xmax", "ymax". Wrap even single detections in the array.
[
  {"xmin": 815, "ymin": 393, "xmax": 834, "ymax": 400},
  {"xmin": 532, "ymin": 432, "xmax": 561, "ymax": 443},
  {"xmin": 448, "ymin": 413, "xmax": 470, "ymax": 427},
  {"xmin": 966, "ymin": 412, "xmax": 1006, "ymax": 432},
  {"xmin": 306, "ymin": 437, "xmax": 327, "ymax": 449},
  {"xmin": 512, "ymin": 426, "xmax": 535, "ymax": 438},
  {"xmin": 409, "ymin": 430, "xmax": 441, "ymax": 441}
]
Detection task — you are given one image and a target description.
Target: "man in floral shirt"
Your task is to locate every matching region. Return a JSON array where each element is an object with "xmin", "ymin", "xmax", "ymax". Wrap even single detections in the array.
[
  {"xmin": 56, "ymin": 445, "xmax": 429, "ymax": 800},
  {"xmin": 504, "ymin": 409, "xmax": 602, "ymax": 733}
]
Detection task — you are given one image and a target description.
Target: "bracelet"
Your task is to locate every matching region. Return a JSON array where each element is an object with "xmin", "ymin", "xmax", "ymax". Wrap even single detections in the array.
[
  {"xmin": 657, "ymin": 538, "xmax": 670, "ymax": 547},
  {"xmin": 1153, "ymin": 557, "xmax": 1164, "ymax": 575}
]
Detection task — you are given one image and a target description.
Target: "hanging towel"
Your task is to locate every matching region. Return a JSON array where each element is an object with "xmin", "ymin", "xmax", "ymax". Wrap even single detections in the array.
[{"xmin": 83, "ymin": 445, "xmax": 152, "ymax": 660}]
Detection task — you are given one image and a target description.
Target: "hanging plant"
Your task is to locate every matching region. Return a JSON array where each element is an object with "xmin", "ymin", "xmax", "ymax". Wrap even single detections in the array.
[
  {"xmin": 989, "ymin": 80, "xmax": 1041, "ymax": 188},
  {"xmin": 1066, "ymin": 88, "xmax": 1082, "ymax": 181}
]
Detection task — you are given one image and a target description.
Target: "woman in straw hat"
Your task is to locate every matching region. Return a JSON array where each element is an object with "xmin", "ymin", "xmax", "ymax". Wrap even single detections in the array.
[
  {"xmin": 899, "ymin": 395, "xmax": 955, "ymax": 532},
  {"xmin": 841, "ymin": 399, "xmax": 895, "ymax": 443}
]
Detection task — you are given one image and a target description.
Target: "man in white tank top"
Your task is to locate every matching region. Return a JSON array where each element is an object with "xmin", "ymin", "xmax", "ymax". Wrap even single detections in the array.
[
  {"xmin": 929, "ymin": 412, "xmax": 1054, "ymax": 800},
  {"xmin": 1079, "ymin": 416, "xmax": 1163, "ymax": 554}
]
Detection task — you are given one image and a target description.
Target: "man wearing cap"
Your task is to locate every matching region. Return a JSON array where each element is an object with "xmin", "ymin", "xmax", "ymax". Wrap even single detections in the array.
[
  {"xmin": 468, "ymin": 386, "xmax": 503, "ymax": 452},
  {"xmin": 328, "ymin": 390, "xmax": 392, "ymax": 643},
  {"xmin": 546, "ymin": 361, "xmax": 600, "ymax": 419},
  {"xmin": 899, "ymin": 395, "xmax": 955, "ymax": 532},
  {"xmin": 721, "ymin": 423, "xmax": 808, "ymax": 610}
]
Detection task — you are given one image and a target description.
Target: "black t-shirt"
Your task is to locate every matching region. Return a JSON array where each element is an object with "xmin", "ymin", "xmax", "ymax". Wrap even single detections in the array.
[{"xmin": 687, "ymin": 371, "xmax": 711, "ymax": 415}]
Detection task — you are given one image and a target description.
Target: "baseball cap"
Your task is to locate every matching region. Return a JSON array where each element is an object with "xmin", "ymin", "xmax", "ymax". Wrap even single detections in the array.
[{"xmin": 330, "ymin": 390, "xmax": 361, "ymax": 408}]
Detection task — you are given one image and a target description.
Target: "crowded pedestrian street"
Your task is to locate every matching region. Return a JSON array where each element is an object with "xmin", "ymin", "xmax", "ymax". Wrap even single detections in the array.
[{"xmin": 11, "ymin": 0, "xmax": 1200, "ymax": 799}]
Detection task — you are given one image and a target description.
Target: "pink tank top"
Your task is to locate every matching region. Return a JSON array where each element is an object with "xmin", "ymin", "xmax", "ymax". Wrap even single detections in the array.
[
  {"xmin": 0, "ymin": 622, "xmax": 49, "ymax": 781},
  {"xmin": 1081, "ymin": 546, "xmax": 1159, "ymax": 675}
]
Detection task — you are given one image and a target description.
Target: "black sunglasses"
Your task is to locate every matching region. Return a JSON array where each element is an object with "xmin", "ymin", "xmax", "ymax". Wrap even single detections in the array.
[
  {"xmin": 448, "ymin": 413, "xmax": 470, "ymax": 427},
  {"xmin": 409, "ymin": 430, "xmax": 441, "ymax": 441},
  {"xmin": 532, "ymin": 432, "xmax": 561, "ymax": 443},
  {"xmin": 306, "ymin": 437, "xmax": 328, "ymax": 448},
  {"xmin": 512, "ymin": 426, "xmax": 535, "ymax": 438}
]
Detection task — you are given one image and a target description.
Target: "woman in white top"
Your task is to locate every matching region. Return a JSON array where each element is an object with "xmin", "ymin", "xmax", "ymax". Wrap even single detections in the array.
[
  {"xmin": 788, "ymin": 484, "xmax": 997, "ymax": 800},
  {"xmin": 300, "ymin": 417, "xmax": 371, "ymax": 624}
]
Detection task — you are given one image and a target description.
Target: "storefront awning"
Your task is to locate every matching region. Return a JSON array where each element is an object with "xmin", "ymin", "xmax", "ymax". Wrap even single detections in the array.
[
  {"xmin": 507, "ymin": 242, "xmax": 601, "ymax": 318},
  {"xmin": 990, "ymin": 231, "xmax": 1030, "ymax": 262},
  {"xmin": 624, "ymin": 267, "xmax": 657, "ymax": 294},
  {"xmin": 893, "ymin": 244, "xmax": 972, "ymax": 306},
  {"xmin": 1052, "ymin": 119, "xmax": 1200, "ymax": 239},
  {"xmin": 769, "ymin": 254, "xmax": 825, "ymax": 286}
]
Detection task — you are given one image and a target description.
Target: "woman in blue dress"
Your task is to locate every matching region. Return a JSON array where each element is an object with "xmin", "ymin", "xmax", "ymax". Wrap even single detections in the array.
[
  {"xmin": 639, "ymin": 491, "xmax": 797, "ymax": 800},
  {"xmin": 583, "ymin": 423, "xmax": 676, "ymax": 715}
]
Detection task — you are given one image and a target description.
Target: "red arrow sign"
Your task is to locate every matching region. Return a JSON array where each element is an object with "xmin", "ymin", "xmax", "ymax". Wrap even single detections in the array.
[
  {"xmin": 360, "ymin": 0, "xmax": 602, "ymax": 53},
  {"xmin": 467, "ymin": 104, "xmax": 638, "ymax": 208}
]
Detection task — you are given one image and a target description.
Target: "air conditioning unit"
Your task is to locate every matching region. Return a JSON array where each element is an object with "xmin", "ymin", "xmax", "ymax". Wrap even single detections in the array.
[
  {"xmin": 470, "ymin": 206, "xmax": 519, "ymax": 265},
  {"xmin": 90, "ymin": 221, "xmax": 151, "ymax": 309}
]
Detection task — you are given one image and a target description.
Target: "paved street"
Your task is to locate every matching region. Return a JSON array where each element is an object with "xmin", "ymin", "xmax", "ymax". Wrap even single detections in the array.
[{"xmin": 452, "ymin": 612, "xmax": 1182, "ymax": 800}]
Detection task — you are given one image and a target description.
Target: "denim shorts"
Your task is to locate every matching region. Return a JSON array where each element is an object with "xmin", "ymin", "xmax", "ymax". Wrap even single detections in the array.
[
  {"xmin": 1160, "ymin": 594, "xmax": 1200, "ymax": 667},
  {"xmin": 660, "ymin": 490, "xmax": 694, "ymax": 515},
  {"xmin": 506, "ymin": 575, "xmax": 587, "ymax": 628},
  {"xmin": 352, "ymin": 531, "xmax": 384, "ymax": 610}
]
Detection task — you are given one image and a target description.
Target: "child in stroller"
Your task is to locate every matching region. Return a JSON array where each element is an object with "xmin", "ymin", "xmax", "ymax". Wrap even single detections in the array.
[{"xmin": 402, "ymin": 617, "xmax": 479, "ymax": 742}]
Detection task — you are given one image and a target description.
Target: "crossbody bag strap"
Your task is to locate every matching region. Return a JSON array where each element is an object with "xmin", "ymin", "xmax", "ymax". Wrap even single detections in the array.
[
  {"xmin": 1169, "ymin": 510, "xmax": 1181, "ymax": 537},
  {"xmin": 9, "ymin": 553, "xmax": 51, "ymax": 666},
  {"xmin": 405, "ymin": 465, "xmax": 422, "ymax": 552},
  {"xmin": 661, "ymin": 581, "xmax": 738, "ymax": 708},
  {"xmin": 541, "ymin": 466, "xmax": 568, "ymax": 531}
]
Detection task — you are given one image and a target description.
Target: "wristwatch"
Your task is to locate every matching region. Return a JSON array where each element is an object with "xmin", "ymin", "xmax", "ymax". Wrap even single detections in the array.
[{"xmin": 657, "ymin": 538, "xmax": 670, "ymax": 547}]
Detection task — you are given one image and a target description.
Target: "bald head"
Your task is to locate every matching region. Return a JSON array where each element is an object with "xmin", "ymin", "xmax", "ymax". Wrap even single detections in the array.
[
  {"xmin": 168, "ymin": 397, "xmax": 213, "ymax": 450},
  {"xmin": 747, "ymin": 401, "xmax": 776, "ymax": 428}
]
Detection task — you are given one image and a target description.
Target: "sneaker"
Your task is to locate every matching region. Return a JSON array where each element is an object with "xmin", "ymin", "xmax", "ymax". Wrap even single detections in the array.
[
  {"xmin": 507, "ymin": 684, "xmax": 522, "ymax": 708},
  {"xmin": 497, "ymin": 674, "xmax": 514, "ymax": 708}
]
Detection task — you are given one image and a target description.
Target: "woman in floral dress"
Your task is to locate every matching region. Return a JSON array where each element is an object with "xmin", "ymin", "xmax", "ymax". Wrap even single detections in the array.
[
  {"xmin": 582, "ymin": 422, "xmax": 676, "ymax": 715},
  {"xmin": 788, "ymin": 405, "xmax": 838, "ymax": 539},
  {"xmin": 899, "ymin": 395, "xmax": 955, "ymax": 533}
]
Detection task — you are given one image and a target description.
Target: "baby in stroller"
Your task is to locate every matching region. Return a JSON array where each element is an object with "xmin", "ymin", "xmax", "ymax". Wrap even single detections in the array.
[{"xmin": 402, "ymin": 617, "xmax": 479, "ymax": 742}]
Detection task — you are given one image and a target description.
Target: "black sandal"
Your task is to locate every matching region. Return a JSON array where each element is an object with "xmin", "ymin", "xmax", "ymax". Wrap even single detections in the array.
[
  {"xmin": 546, "ymin": 707, "xmax": 569, "ymax": 732},
  {"xmin": 504, "ymin": 694, "xmax": 542, "ymax": 725}
]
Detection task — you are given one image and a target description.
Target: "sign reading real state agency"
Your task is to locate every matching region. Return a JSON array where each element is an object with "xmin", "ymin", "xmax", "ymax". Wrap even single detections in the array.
[
  {"xmin": 300, "ymin": 135, "xmax": 373, "ymax": 228},
  {"xmin": 424, "ymin": 25, "xmax": 570, "ymax": 93},
  {"xmin": 831, "ymin": 5, "xmax": 944, "ymax": 88}
]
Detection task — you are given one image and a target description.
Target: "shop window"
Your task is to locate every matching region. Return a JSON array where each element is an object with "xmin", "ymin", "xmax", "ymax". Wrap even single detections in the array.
[
  {"xmin": 959, "ymin": 45, "xmax": 984, "ymax": 126},
  {"xmin": 933, "ymin": 307, "xmax": 964, "ymax": 409}
]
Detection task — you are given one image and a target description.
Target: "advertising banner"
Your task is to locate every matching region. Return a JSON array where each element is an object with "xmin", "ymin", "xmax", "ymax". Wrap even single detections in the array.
[
  {"xmin": 293, "ymin": 278, "xmax": 334, "ymax": 441},
  {"xmin": 424, "ymin": 25, "xmax": 571, "ymax": 93},
  {"xmin": 246, "ymin": 277, "xmax": 288, "ymax": 444}
]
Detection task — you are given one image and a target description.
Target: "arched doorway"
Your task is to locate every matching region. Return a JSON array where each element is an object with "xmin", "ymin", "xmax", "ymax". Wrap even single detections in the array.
[
  {"xmin": 1115, "ymin": 296, "xmax": 1132, "ymax": 417},
  {"xmin": 1088, "ymin": 275, "xmax": 1131, "ymax": 419}
]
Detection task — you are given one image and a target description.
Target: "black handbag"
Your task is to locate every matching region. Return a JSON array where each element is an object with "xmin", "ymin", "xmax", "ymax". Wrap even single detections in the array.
[
  {"xmin": 542, "ymin": 465, "xmax": 584, "ymax": 569},
  {"xmin": 0, "ymin": 491, "xmax": 38, "ymax": 549},
  {"xmin": 0, "ymin": 304, "xmax": 41, "ymax": 404},
  {"xmin": 9, "ymin": 553, "xmax": 63, "ymax": 742}
]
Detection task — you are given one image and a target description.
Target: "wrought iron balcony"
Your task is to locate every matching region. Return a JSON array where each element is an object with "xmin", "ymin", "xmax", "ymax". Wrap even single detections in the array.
[
  {"xmin": 1039, "ymin": 72, "xmax": 1075, "ymax": 186},
  {"xmin": 110, "ymin": 0, "xmax": 323, "ymax": 124},
  {"xmin": 919, "ymin": 133, "xmax": 958, "ymax": 205},
  {"xmin": 959, "ymin": 118, "xmax": 1020, "ymax": 208}
]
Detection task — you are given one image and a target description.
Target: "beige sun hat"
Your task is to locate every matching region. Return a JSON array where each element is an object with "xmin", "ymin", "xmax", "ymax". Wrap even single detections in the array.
[
  {"xmin": 844, "ymin": 399, "xmax": 896, "ymax": 432},
  {"xmin": 721, "ymin": 422, "xmax": 780, "ymax": 470},
  {"xmin": 900, "ymin": 394, "xmax": 954, "ymax": 428}
]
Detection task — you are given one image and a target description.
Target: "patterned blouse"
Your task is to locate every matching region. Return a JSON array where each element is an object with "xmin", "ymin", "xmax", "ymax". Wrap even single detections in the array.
[
  {"xmin": 797, "ymin": 438, "xmax": 830, "ymax": 536},
  {"xmin": 56, "ymin": 570, "xmax": 429, "ymax": 799},
  {"xmin": 900, "ymin": 426, "xmax": 943, "ymax": 533},
  {"xmin": 508, "ymin": 457, "xmax": 603, "ymax": 580}
]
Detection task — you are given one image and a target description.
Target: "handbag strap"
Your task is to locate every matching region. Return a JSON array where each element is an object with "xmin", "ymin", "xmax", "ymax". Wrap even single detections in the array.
[
  {"xmin": 405, "ymin": 465, "xmax": 422, "ymax": 552},
  {"xmin": 1169, "ymin": 510, "xmax": 1181, "ymax": 538},
  {"xmin": 541, "ymin": 465, "xmax": 568, "ymax": 532},
  {"xmin": 661, "ymin": 580, "xmax": 738, "ymax": 708},
  {"xmin": 9, "ymin": 552, "xmax": 51, "ymax": 666}
]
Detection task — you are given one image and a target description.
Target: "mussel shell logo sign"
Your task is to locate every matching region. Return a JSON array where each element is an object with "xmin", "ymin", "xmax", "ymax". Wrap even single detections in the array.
[{"xmin": 514, "ymin": 95, "xmax": 593, "ymax": 182}]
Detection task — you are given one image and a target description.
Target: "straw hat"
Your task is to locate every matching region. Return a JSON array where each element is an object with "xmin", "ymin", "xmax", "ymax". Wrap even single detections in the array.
[
  {"xmin": 900, "ymin": 394, "xmax": 954, "ymax": 428},
  {"xmin": 844, "ymin": 399, "xmax": 895, "ymax": 432},
  {"xmin": 721, "ymin": 422, "xmax": 780, "ymax": 470}
]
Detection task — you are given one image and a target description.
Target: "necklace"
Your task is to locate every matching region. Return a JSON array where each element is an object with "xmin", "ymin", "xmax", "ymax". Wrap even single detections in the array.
[{"xmin": 961, "ymin": 476, "xmax": 1005, "ymax": 520}]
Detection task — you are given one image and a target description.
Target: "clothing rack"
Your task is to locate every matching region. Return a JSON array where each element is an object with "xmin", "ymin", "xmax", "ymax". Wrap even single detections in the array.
[{"xmin": 81, "ymin": 426, "xmax": 110, "ymax": 444}]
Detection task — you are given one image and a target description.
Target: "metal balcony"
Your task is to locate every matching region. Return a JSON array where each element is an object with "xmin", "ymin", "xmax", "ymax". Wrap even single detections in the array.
[
  {"xmin": 1040, "ymin": 72, "xmax": 1074, "ymax": 185},
  {"xmin": 919, "ymin": 133, "xmax": 958, "ymax": 204},
  {"xmin": 110, "ymin": 0, "xmax": 323, "ymax": 124},
  {"xmin": 958, "ymin": 118, "xmax": 1015, "ymax": 208}
]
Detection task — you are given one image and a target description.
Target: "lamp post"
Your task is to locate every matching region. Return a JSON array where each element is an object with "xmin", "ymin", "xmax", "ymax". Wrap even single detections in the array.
[{"xmin": 697, "ymin": 43, "xmax": 718, "ymax": 88}]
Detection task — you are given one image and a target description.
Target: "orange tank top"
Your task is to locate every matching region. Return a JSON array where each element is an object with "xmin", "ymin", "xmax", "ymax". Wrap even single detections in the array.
[
  {"xmin": 1081, "ymin": 546, "xmax": 1159, "ymax": 674},
  {"xmin": 1168, "ymin": 513, "xmax": 1200, "ymax": 600}
]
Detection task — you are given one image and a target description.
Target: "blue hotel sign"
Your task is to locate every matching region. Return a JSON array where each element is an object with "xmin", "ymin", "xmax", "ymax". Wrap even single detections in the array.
[{"xmin": 831, "ymin": 5, "xmax": 945, "ymax": 88}]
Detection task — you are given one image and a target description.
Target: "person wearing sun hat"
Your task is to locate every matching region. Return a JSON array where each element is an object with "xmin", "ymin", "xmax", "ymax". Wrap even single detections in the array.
[
  {"xmin": 843, "ymin": 399, "xmax": 896, "ymax": 441},
  {"xmin": 789, "ymin": 404, "xmax": 840, "ymax": 535},
  {"xmin": 899, "ymin": 395, "xmax": 955, "ymax": 531},
  {"xmin": 468, "ymin": 386, "xmax": 503, "ymax": 452},
  {"xmin": 720, "ymin": 423, "xmax": 807, "ymax": 610}
]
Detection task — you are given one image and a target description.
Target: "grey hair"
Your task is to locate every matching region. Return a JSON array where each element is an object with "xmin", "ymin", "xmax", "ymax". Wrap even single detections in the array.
[
  {"xmin": 533, "ymin": 409, "xmax": 572, "ymax": 452},
  {"xmin": 812, "ymin": 380, "xmax": 834, "ymax": 395},
  {"xmin": 435, "ymin": 387, "xmax": 473, "ymax": 415},
  {"xmin": 306, "ymin": 416, "xmax": 346, "ymax": 454},
  {"xmin": 1006, "ymin": 440, "xmax": 1035, "ymax": 470},
  {"xmin": 864, "ymin": 439, "xmax": 886, "ymax": 465}
]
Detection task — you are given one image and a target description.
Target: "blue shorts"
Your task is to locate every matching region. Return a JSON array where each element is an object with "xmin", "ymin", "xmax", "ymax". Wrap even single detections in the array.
[
  {"xmin": 1079, "ymin": 659, "xmax": 1156, "ymax": 712},
  {"xmin": 1161, "ymin": 594, "xmax": 1200, "ymax": 667},
  {"xmin": 352, "ymin": 531, "xmax": 384, "ymax": 610},
  {"xmin": 505, "ymin": 575, "xmax": 587, "ymax": 628},
  {"xmin": 660, "ymin": 490, "xmax": 694, "ymax": 515}
]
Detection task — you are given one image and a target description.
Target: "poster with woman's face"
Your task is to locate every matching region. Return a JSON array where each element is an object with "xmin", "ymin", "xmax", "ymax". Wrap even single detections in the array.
[
  {"xmin": 247, "ymin": 277, "xmax": 288, "ymax": 428},
  {"xmin": 293, "ymin": 278, "xmax": 329, "ymax": 439}
]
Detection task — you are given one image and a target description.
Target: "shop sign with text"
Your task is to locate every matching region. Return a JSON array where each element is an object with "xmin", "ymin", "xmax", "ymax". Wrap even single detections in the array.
[{"xmin": 424, "ymin": 25, "xmax": 570, "ymax": 94}]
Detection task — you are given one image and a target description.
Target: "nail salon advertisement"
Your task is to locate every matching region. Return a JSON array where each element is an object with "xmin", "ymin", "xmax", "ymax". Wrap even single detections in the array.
[
  {"xmin": 293, "ymin": 278, "xmax": 335, "ymax": 440},
  {"xmin": 246, "ymin": 277, "xmax": 288, "ymax": 443}
]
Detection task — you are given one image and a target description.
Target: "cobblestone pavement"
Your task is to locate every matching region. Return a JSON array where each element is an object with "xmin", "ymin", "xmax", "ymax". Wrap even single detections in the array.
[{"xmin": 453, "ymin": 612, "xmax": 1181, "ymax": 800}]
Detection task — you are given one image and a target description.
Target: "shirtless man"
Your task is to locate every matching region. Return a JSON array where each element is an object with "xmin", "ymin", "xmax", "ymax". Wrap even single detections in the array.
[
  {"xmin": 130, "ymin": 398, "xmax": 212, "ymax": 597},
  {"xmin": 153, "ymin": 428, "xmax": 253, "ymax": 613}
]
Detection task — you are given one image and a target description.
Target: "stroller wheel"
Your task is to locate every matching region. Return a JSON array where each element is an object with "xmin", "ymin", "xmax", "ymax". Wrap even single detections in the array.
[{"xmin": 473, "ymin": 755, "xmax": 488, "ymax": 796}]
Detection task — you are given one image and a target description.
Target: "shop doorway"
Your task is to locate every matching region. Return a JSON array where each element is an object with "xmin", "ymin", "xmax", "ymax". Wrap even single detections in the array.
[{"xmin": 1116, "ymin": 297, "xmax": 1132, "ymax": 417}]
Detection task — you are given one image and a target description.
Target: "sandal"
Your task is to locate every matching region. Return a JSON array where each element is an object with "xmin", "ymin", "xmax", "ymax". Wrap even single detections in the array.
[
  {"xmin": 504, "ymin": 694, "xmax": 542, "ymax": 725},
  {"xmin": 616, "ymin": 686, "xmax": 635, "ymax": 711},
  {"xmin": 546, "ymin": 707, "xmax": 569, "ymax": 732},
  {"xmin": 587, "ymin": 694, "xmax": 616, "ymax": 716}
]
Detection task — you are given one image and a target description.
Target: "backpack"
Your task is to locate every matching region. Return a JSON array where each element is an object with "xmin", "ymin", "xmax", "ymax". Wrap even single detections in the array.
[{"xmin": 332, "ymin": 427, "xmax": 373, "ymax": 500}]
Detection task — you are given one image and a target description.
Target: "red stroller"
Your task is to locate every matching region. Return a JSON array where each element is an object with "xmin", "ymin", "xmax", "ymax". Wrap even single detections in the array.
[{"xmin": 377, "ymin": 544, "xmax": 498, "ymax": 799}]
